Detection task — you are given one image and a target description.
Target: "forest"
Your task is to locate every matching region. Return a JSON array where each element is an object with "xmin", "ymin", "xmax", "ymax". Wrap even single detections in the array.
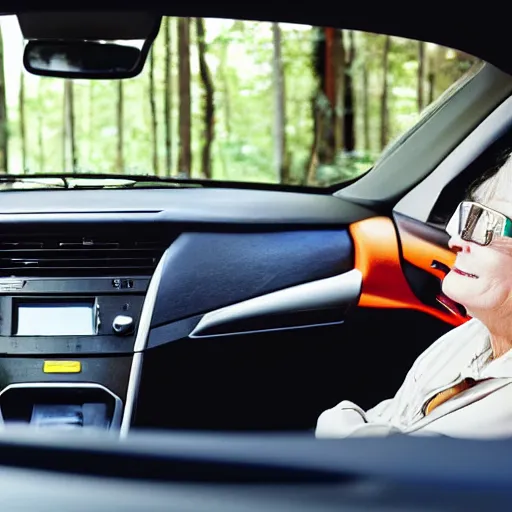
[{"xmin": 0, "ymin": 16, "xmax": 480, "ymax": 187}]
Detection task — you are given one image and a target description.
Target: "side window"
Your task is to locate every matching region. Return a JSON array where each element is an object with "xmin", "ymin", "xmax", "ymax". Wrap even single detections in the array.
[{"xmin": 305, "ymin": 30, "xmax": 481, "ymax": 186}]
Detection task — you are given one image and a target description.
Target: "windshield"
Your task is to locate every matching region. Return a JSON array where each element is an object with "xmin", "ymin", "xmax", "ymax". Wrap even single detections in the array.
[{"xmin": 0, "ymin": 15, "xmax": 481, "ymax": 188}]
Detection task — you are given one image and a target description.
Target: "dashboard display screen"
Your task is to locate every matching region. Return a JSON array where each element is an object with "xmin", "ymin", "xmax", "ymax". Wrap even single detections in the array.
[{"xmin": 15, "ymin": 301, "xmax": 96, "ymax": 336}]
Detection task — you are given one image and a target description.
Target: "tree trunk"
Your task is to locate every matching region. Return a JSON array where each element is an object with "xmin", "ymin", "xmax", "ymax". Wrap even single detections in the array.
[
  {"xmin": 362, "ymin": 60, "xmax": 370, "ymax": 152},
  {"xmin": 69, "ymin": 82, "xmax": 76, "ymax": 171},
  {"xmin": 116, "ymin": 80, "xmax": 124, "ymax": 173},
  {"xmin": 64, "ymin": 80, "xmax": 77, "ymax": 171},
  {"xmin": 19, "ymin": 70, "xmax": 26, "ymax": 172},
  {"xmin": 63, "ymin": 80, "xmax": 77, "ymax": 171},
  {"xmin": 219, "ymin": 40, "xmax": 231, "ymax": 138},
  {"xmin": 177, "ymin": 17, "xmax": 191, "ymax": 177},
  {"xmin": 0, "ymin": 28, "xmax": 8, "ymax": 173},
  {"xmin": 306, "ymin": 106, "xmax": 321, "ymax": 185},
  {"xmin": 164, "ymin": 17, "xmax": 172, "ymax": 176},
  {"xmin": 37, "ymin": 81, "xmax": 44, "ymax": 172},
  {"xmin": 310, "ymin": 27, "xmax": 335, "ymax": 166},
  {"xmin": 197, "ymin": 18, "xmax": 215, "ymax": 180},
  {"xmin": 332, "ymin": 29, "xmax": 345, "ymax": 153},
  {"xmin": 380, "ymin": 35, "xmax": 391, "ymax": 150},
  {"xmin": 271, "ymin": 22, "xmax": 288, "ymax": 184},
  {"xmin": 324, "ymin": 27, "xmax": 336, "ymax": 107},
  {"xmin": 427, "ymin": 71, "xmax": 436, "ymax": 104},
  {"xmin": 427, "ymin": 46, "xmax": 439, "ymax": 105},
  {"xmin": 344, "ymin": 30, "xmax": 356, "ymax": 152},
  {"xmin": 62, "ymin": 83, "xmax": 66, "ymax": 171},
  {"xmin": 418, "ymin": 41, "xmax": 425, "ymax": 112},
  {"xmin": 89, "ymin": 82, "xmax": 94, "ymax": 165},
  {"xmin": 149, "ymin": 47, "xmax": 159, "ymax": 175}
]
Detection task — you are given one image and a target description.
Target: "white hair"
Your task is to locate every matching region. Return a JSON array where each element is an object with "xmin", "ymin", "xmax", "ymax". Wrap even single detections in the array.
[{"xmin": 471, "ymin": 152, "xmax": 512, "ymax": 205}]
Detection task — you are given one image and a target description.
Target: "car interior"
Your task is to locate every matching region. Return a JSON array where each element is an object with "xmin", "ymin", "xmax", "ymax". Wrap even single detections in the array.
[{"xmin": 0, "ymin": 5, "xmax": 512, "ymax": 510}]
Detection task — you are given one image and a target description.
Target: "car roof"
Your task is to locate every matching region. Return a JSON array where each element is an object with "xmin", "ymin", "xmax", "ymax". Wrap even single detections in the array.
[{"xmin": 2, "ymin": 3, "xmax": 510, "ymax": 74}]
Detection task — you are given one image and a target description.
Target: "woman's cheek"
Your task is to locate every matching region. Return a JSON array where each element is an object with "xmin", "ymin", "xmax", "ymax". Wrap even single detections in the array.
[{"xmin": 487, "ymin": 275, "xmax": 512, "ymax": 305}]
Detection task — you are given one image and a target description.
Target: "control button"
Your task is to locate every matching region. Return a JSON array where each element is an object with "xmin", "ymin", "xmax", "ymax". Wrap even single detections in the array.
[
  {"xmin": 112, "ymin": 315, "xmax": 134, "ymax": 335},
  {"xmin": 112, "ymin": 279, "xmax": 134, "ymax": 290}
]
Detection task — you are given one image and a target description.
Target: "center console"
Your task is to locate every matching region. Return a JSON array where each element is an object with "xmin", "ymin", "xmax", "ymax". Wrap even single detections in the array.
[{"xmin": 0, "ymin": 275, "xmax": 151, "ymax": 431}]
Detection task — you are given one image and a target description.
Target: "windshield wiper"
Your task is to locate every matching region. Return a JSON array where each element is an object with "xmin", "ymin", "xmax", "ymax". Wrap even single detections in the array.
[
  {"xmin": 0, "ymin": 173, "xmax": 203, "ymax": 190},
  {"xmin": 0, "ymin": 175, "xmax": 68, "ymax": 190},
  {"xmin": 0, "ymin": 173, "xmax": 326, "ymax": 193}
]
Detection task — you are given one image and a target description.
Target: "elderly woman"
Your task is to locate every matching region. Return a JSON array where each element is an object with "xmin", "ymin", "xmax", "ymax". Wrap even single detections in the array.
[{"xmin": 316, "ymin": 156, "xmax": 512, "ymax": 439}]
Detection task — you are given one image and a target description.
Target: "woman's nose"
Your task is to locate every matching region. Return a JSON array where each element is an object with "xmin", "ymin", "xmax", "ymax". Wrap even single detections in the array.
[{"xmin": 448, "ymin": 234, "xmax": 471, "ymax": 253}]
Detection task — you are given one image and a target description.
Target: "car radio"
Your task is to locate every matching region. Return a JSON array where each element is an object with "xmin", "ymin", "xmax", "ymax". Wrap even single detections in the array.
[{"xmin": 0, "ymin": 276, "xmax": 149, "ymax": 355}]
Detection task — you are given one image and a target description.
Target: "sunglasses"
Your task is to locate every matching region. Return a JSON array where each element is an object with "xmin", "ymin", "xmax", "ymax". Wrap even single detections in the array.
[{"xmin": 446, "ymin": 201, "xmax": 512, "ymax": 246}]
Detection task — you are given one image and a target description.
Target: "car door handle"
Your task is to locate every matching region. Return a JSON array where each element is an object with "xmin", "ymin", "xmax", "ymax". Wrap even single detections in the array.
[{"xmin": 431, "ymin": 259, "xmax": 451, "ymax": 275}]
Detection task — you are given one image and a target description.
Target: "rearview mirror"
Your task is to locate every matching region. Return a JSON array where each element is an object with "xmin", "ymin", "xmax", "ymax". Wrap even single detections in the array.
[{"xmin": 23, "ymin": 40, "xmax": 146, "ymax": 79}]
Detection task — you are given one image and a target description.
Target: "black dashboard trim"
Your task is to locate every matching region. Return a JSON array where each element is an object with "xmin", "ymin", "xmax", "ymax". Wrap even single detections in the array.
[
  {"xmin": 148, "ymin": 316, "xmax": 202, "ymax": 349},
  {"xmin": 0, "ymin": 188, "xmax": 375, "ymax": 227}
]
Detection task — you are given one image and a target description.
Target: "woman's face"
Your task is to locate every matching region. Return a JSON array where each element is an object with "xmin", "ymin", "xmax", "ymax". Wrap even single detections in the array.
[{"xmin": 442, "ymin": 199, "xmax": 512, "ymax": 316}]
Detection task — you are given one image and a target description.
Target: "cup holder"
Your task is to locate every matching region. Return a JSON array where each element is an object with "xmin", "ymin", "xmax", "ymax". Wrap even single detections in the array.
[{"xmin": 0, "ymin": 383, "xmax": 122, "ymax": 430}]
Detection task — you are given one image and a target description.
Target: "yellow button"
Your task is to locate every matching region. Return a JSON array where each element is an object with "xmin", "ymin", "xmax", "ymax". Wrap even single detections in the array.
[{"xmin": 43, "ymin": 361, "xmax": 82, "ymax": 374}]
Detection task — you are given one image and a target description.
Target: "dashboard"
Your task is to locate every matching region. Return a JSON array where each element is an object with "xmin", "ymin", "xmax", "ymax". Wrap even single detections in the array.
[
  {"xmin": 0, "ymin": 187, "xmax": 373, "ymax": 434},
  {"xmin": 0, "ymin": 187, "xmax": 372, "ymax": 221}
]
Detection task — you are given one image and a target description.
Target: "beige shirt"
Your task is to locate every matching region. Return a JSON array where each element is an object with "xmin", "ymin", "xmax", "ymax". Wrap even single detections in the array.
[{"xmin": 316, "ymin": 318, "xmax": 512, "ymax": 439}]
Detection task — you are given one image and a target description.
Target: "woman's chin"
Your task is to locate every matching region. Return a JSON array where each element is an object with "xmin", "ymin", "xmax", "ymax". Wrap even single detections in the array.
[{"xmin": 441, "ymin": 273, "xmax": 471, "ymax": 307}]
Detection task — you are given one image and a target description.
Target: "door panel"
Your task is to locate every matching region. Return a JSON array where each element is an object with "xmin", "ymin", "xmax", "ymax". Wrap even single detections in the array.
[
  {"xmin": 394, "ymin": 212, "xmax": 470, "ymax": 323},
  {"xmin": 351, "ymin": 216, "xmax": 463, "ymax": 326},
  {"xmin": 395, "ymin": 212, "xmax": 455, "ymax": 278}
]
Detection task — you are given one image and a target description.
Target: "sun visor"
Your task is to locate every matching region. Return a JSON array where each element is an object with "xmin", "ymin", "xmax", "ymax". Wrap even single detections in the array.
[{"xmin": 17, "ymin": 11, "xmax": 160, "ymax": 41}]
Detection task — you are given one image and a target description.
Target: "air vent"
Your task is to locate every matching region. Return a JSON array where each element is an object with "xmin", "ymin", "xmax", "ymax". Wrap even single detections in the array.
[{"xmin": 0, "ymin": 233, "xmax": 171, "ymax": 277}]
